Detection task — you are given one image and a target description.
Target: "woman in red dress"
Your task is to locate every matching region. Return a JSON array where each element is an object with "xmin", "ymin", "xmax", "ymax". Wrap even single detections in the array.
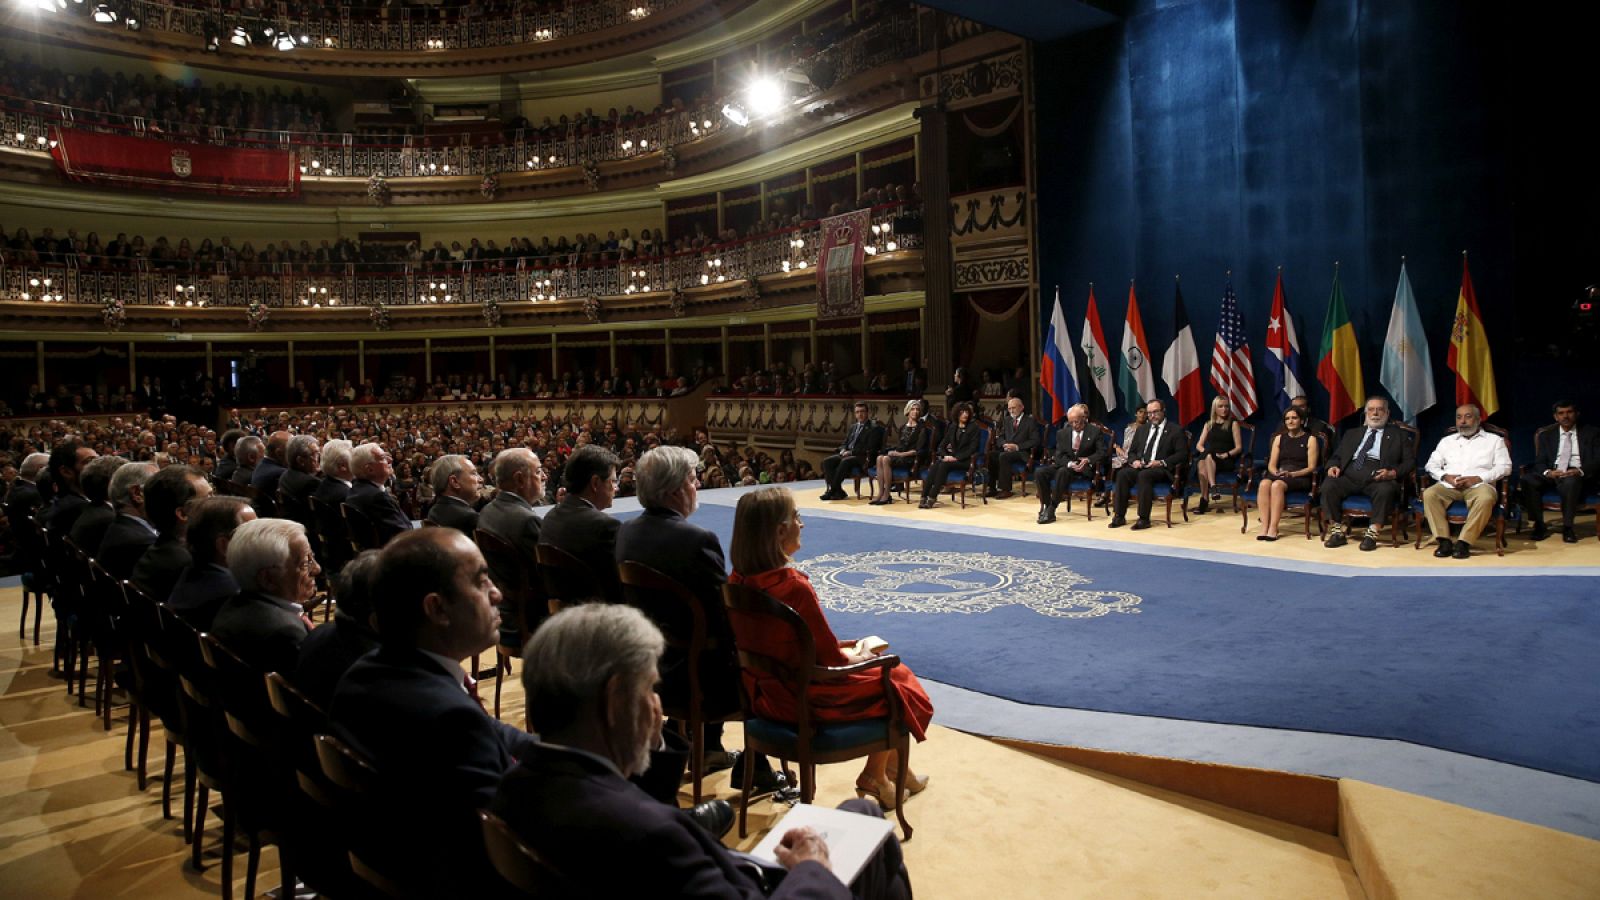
[{"xmin": 728, "ymin": 486, "xmax": 933, "ymax": 809}]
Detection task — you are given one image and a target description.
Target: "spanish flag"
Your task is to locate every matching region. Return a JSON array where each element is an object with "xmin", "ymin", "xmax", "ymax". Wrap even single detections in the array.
[
  {"xmin": 1316, "ymin": 266, "xmax": 1364, "ymax": 424},
  {"xmin": 1447, "ymin": 255, "xmax": 1499, "ymax": 418}
]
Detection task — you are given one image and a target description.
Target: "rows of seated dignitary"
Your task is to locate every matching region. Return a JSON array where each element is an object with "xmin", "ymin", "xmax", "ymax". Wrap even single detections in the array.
[{"xmin": 18, "ymin": 432, "xmax": 916, "ymax": 898}]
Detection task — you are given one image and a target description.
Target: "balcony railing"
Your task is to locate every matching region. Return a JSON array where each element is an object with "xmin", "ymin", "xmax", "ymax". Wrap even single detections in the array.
[
  {"xmin": 42, "ymin": 0, "xmax": 689, "ymax": 53},
  {"xmin": 0, "ymin": 203, "xmax": 921, "ymax": 313}
]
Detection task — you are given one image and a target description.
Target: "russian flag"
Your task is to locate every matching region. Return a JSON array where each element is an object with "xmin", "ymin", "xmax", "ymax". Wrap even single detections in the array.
[{"xmin": 1039, "ymin": 286, "xmax": 1082, "ymax": 422}]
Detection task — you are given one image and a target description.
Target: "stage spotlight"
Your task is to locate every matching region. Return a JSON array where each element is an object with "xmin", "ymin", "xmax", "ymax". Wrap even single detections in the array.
[
  {"xmin": 746, "ymin": 76, "xmax": 785, "ymax": 117},
  {"xmin": 34, "ymin": 0, "xmax": 65, "ymax": 12},
  {"xmin": 273, "ymin": 32, "xmax": 297, "ymax": 51},
  {"xmin": 90, "ymin": 3, "xmax": 117, "ymax": 22},
  {"xmin": 230, "ymin": 25, "xmax": 251, "ymax": 46},
  {"xmin": 721, "ymin": 103, "xmax": 750, "ymax": 127}
]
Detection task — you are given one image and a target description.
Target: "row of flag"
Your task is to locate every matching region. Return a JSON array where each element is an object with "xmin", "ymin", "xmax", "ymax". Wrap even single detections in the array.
[{"xmin": 1039, "ymin": 257, "xmax": 1499, "ymax": 427}]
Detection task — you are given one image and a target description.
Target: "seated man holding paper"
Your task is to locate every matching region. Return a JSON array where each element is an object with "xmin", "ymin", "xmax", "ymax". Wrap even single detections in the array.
[{"xmin": 491, "ymin": 604, "xmax": 911, "ymax": 900}]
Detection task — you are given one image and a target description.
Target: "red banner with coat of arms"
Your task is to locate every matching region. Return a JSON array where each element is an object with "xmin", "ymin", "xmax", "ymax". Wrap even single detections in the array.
[
  {"xmin": 48, "ymin": 128, "xmax": 301, "ymax": 198},
  {"xmin": 816, "ymin": 209, "xmax": 869, "ymax": 320}
]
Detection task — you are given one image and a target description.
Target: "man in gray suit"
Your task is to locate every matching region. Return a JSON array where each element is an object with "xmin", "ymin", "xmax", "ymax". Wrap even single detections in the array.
[{"xmin": 478, "ymin": 448, "xmax": 546, "ymax": 644}]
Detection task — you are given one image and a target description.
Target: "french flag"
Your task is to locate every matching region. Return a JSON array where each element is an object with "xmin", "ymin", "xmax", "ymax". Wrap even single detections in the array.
[{"xmin": 1039, "ymin": 286, "xmax": 1082, "ymax": 422}]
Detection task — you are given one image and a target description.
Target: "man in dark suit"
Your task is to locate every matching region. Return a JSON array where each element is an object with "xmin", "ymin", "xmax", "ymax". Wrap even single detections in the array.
[
  {"xmin": 479, "ymin": 448, "xmax": 545, "ymax": 644},
  {"xmin": 167, "ymin": 496, "xmax": 253, "ymax": 631},
  {"xmin": 1036, "ymin": 403, "xmax": 1109, "ymax": 524},
  {"xmin": 279, "ymin": 435, "xmax": 322, "ymax": 523},
  {"xmin": 985, "ymin": 396, "xmax": 1040, "ymax": 499},
  {"xmin": 1320, "ymin": 396, "xmax": 1417, "ymax": 551},
  {"xmin": 492, "ymin": 604, "xmax": 910, "ymax": 900},
  {"xmin": 424, "ymin": 454, "xmax": 482, "ymax": 535},
  {"xmin": 42, "ymin": 440, "xmax": 98, "ymax": 535},
  {"xmin": 1290, "ymin": 395, "xmax": 1334, "ymax": 457},
  {"xmin": 210, "ymin": 517, "xmax": 317, "ymax": 674},
  {"xmin": 902, "ymin": 356, "xmax": 927, "ymax": 397},
  {"xmin": 344, "ymin": 442, "xmax": 413, "ymax": 547},
  {"xmin": 67, "ymin": 455, "xmax": 128, "ymax": 553},
  {"xmin": 821, "ymin": 403, "xmax": 884, "ymax": 501},
  {"xmin": 130, "ymin": 464, "xmax": 211, "ymax": 603},
  {"xmin": 213, "ymin": 429, "xmax": 244, "ymax": 483},
  {"xmin": 313, "ymin": 439, "xmax": 355, "ymax": 573},
  {"xmin": 96, "ymin": 462, "xmax": 159, "ymax": 580},
  {"xmin": 249, "ymin": 430, "xmax": 290, "ymax": 518},
  {"xmin": 293, "ymin": 550, "xmax": 380, "ymax": 710},
  {"xmin": 1109, "ymin": 399, "xmax": 1190, "ymax": 530},
  {"xmin": 539, "ymin": 444, "xmax": 622, "ymax": 604},
  {"xmin": 1520, "ymin": 400, "xmax": 1600, "ymax": 543},
  {"xmin": 3, "ymin": 452, "xmax": 48, "ymax": 524},
  {"xmin": 230, "ymin": 435, "xmax": 263, "ymax": 487}
]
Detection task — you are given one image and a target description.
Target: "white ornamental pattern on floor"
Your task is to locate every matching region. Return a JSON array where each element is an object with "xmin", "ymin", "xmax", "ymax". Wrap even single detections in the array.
[{"xmin": 801, "ymin": 550, "xmax": 1142, "ymax": 619}]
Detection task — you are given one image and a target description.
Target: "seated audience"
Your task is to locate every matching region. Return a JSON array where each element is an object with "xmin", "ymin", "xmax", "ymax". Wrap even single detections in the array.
[
  {"xmin": 42, "ymin": 439, "xmax": 97, "ymax": 534},
  {"xmin": 478, "ymin": 447, "xmax": 546, "ymax": 643},
  {"xmin": 250, "ymin": 430, "xmax": 291, "ymax": 517},
  {"xmin": 66, "ymin": 455, "xmax": 127, "ymax": 553},
  {"xmin": 1420, "ymin": 404, "xmax": 1512, "ymax": 559},
  {"xmin": 96, "ymin": 462, "xmax": 159, "ymax": 580},
  {"xmin": 1254, "ymin": 406, "xmax": 1320, "ymax": 541},
  {"xmin": 539, "ymin": 444, "xmax": 623, "ymax": 604},
  {"xmin": 1035, "ymin": 403, "xmax": 1108, "ymax": 524},
  {"xmin": 729, "ymin": 487, "xmax": 933, "ymax": 810},
  {"xmin": 1109, "ymin": 400, "xmax": 1188, "ymax": 530},
  {"xmin": 292, "ymin": 550, "xmax": 381, "ymax": 710},
  {"xmin": 214, "ymin": 429, "xmax": 244, "ymax": 482},
  {"xmin": 869, "ymin": 400, "xmax": 932, "ymax": 505},
  {"xmin": 1320, "ymin": 397, "xmax": 1416, "ymax": 551},
  {"xmin": 820, "ymin": 403, "xmax": 882, "ymax": 501},
  {"xmin": 166, "ymin": 495, "xmax": 254, "ymax": 631},
  {"xmin": 130, "ymin": 464, "xmax": 211, "ymax": 601},
  {"xmin": 425, "ymin": 453, "xmax": 482, "ymax": 535},
  {"xmin": 493, "ymin": 603, "xmax": 912, "ymax": 899},
  {"xmin": 1192, "ymin": 397, "xmax": 1242, "ymax": 514},
  {"xmin": 231, "ymin": 435, "xmax": 264, "ymax": 486},
  {"xmin": 1520, "ymin": 400, "xmax": 1600, "ymax": 543},
  {"xmin": 210, "ymin": 518, "xmax": 317, "ymax": 673},
  {"xmin": 918, "ymin": 402, "xmax": 980, "ymax": 509},
  {"xmin": 345, "ymin": 442, "xmax": 413, "ymax": 546},
  {"xmin": 984, "ymin": 396, "xmax": 1039, "ymax": 500},
  {"xmin": 312, "ymin": 438, "xmax": 356, "ymax": 571}
]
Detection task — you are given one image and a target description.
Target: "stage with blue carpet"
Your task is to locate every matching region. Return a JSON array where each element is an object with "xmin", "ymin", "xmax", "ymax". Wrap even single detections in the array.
[{"xmin": 661, "ymin": 500, "xmax": 1600, "ymax": 784}]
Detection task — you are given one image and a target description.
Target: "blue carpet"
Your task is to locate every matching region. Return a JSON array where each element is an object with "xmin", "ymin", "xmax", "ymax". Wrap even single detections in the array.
[{"xmin": 675, "ymin": 504, "xmax": 1600, "ymax": 783}]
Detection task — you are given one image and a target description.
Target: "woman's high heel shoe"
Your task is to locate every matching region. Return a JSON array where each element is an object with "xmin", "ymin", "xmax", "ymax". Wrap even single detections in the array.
[{"xmin": 854, "ymin": 777, "xmax": 901, "ymax": 810}]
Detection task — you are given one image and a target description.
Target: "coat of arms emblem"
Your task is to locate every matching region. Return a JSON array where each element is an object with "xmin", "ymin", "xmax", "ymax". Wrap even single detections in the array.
[{"xmin": 170, "ymin": 150, "xmax": 192, "ymax": 177}]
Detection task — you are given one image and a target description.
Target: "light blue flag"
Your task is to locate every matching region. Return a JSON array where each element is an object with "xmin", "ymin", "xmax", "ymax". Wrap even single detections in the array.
[{"xmin": 1380, "ymin": 261, "xmax": 1437, "ymax": 423}]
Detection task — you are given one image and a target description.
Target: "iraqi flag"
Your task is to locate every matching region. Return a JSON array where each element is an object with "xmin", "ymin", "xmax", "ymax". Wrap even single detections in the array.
[
  {"xmin": 1162, "ymin": 279, "xmax": 1204, "ymax": 425},
  {"xmin": 1117, "ymin": 283, "xmax": 1157, "ymax": 411},
  {"xmin": 1263, "ymin": 270, "xmax": 1304, "ymax": 413},
  {"xmin": 1080, "ymin": 285, "xmax": 1117, "ymax": 418},
  {"xmin": 1039, "ymin": 286, "xmax": 1082, "ymax": 422}
]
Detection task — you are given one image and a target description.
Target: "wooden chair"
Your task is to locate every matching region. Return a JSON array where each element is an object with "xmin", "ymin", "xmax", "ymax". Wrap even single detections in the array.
[
  {"xmin": 1515, "ymin": 424, "xmax": 1600, "ymax": 541},
  {"xmin": 263, "ymin": 673, "xmax": 363, "ymax": 899},
  {"xmin": 475, "ymin": 528, "xmax": 545, "ymax": 723},
  {"xmin": 721, "ymin": 582, "xmax": 913, "ymax": 841},
  {"xmin": 313, "ymin": 734, "xmax": 417, "ymax": 899},
  {"xmin": 1010, "ymin": 420, "xmax": 1048, "ymax": 498},
  {"xmin": 922, "ymin": 428, "xmax": 989, "ymax": 508},
  {"xmin": 15, "ymin": 513, "xmax": 49, "ymax": 644},
  {"xmin": 479, "ymin": 810, "xmax": 572, "ymax": 896},
  {"xmin": 1149, "ymin": 461, "xmax": 1192, "ymax": 527},
  {"xmin": 535, "ymin": 543, "xmax": 602, "ymax": 613},
  {"xmin": 178, "ymin": 630, "xmax": 243, "ymax": 894},
  {"xmin": 127, "ymin": 586, "xmax": 190, "ymax": 828},
  {"xmin": 1337, "ymin": 422, "xmax": 1420, "ymax": 546},
  {"xmin": 341, "ymin": 502, "xmax": 383, "ymax": 553},
  {"xmin": 1060, "ymin": 427, "xmax": 1114, "ymax": 521},
  {"xmin": 82, "ymin": 556, "xmax": 129, "ymax": 726},
  {"xmin": 619, "ymin": 561, "xmax": 742, "ymax": 804},
  {"xmin": 1411, "ymin": 423, "xmax": 1513, "ymax": 556},
  {"xmin": 309, "ymin": 495, "xmax": 355, "ymax": 575},
  {"xmin": 1190, "ymin": 422, "xmax": 1257, "ymax": 512},
  {"xmin": 157, "ymin": 605, "xmax": 204, "ymax": 844},
  {"xmin": 1240, "ymin": 470, "xmax": 1323, "ymax": 539}
]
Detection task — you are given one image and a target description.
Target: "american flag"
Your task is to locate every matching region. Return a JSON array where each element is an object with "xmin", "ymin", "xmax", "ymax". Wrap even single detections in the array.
[{"xmin": 1209, "ymin": 281, "xmax": 1258, "ymax": 418}]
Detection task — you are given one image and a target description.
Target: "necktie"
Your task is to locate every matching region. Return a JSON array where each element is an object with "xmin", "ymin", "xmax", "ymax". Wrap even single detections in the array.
[
  {"xmin": 1072, "ymin": 430, "xmax": 1081, "ymax": 451},
  {"xmin": 1351, "ymin": 429, "xmax": 1377, "ymax": 470},
  {"xmin": 1556, "ymin": 431, "xmax": 1573, "ymax": 471},
  {"xmin": 1144, "ymin": 425, "xmax": 1161, "ymax": 460}
]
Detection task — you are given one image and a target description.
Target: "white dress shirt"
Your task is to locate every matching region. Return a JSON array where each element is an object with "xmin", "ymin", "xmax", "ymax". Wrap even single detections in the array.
[{"xmin": 1425, "ymin": 430, "xmax": 1512, "ymax": 484}]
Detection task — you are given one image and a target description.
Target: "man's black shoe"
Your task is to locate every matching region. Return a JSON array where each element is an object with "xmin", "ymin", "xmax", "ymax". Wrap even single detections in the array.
[
  {"xmin": 1529, "ymin": 523, "xmax": 1550, "ymax": 541},
  {"xmin": 1037, "ymin": 507, "xmax": 1054, "ymax": 525},
  {"xmin": 1130, "ymin": 519, "xmax": 1151, "ymax": 531},
  {"xmin": 688, "ymin": 799, "xmax": 735, "ymax": 839},
  {"xmin": 1453, "ymin": 540, "xmax": 1472, "ymax": 559},
  {"xmin": 1359, "ymin": 533, "xmax": 1379, "ymax": 552},
  {"xmin": 1433, "ymin": 539, "xmax": 1455, "ymax": 558},
  {"xmin": 1323, "ymin": 532, "xmax": 1348, "ymax": 548},
  {"xmin": 1108, "ymin": 517, "xmax": 1126, "ymax": 528},
  {"xmin": 703, "ymin": 749, "xmax": 741, "ymax": 774},
  {"xmin": 1563, "ymin": 527, "xmax": 1578, "ymax": 544}
]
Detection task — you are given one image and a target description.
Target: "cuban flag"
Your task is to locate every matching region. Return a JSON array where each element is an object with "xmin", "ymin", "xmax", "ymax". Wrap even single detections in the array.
[
  {"xmin": 1263, "ymin": 270, "xmax": 1304, "ymax": 413},
  {"xmin": 1039, "ymin": 286, "xmax": 1082, "ymax": 422},
  {"xmin": 1208, "ymin": 279, "xmax": 1258, "ymax": 419}
]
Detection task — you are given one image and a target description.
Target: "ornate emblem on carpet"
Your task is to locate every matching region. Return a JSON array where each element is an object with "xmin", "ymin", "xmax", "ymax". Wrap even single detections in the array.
[{"xmin": 802, "ymin": 551, "xmax": 1142, "ymax": 619}]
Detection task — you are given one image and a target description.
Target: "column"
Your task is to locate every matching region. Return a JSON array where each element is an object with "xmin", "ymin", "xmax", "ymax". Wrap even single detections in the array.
[
  {"xmin": 809, "ymin": 319, "xmax": 818, "ymax": 365},
  {"xmin": 860, "ymin": 314, "xmax": 870, "ymax": 381},
  {"xmin": 36, "ymin": 342, "xmax": 45, "ymax": 389},
  {"xmin": 489, "ymin": 335, "xmax": 497, "ymax": 380},
  {"xmin": 127, "ymin": 341, "xmax": 136, "ymax": 388},
  {"xmin": 287, "ymin": 341, "xmax": 296, "ymax": 387},
  {"xmin": 608, "ymin": 330, "xmax": 617, "ymax": 372},
  {"xmin": 358, "ymin": 340, "xmax": 366, "ymax": 385},
  {"xmin": 423, "ymin": 338, "xmax": 432, "ymax": 383},
  {"xmin": 762, "ymin": 323, "xmax": 772, "ymax": 370},
  {"xmin": 917, "ymin": 104, "xmax": 954, "ymax": 387},
  {"xmin": 720, "ymin": 325, "xmax": 729, "ymax": 377},
  {"xmin": 663, "ymin": 328, "xmax": 673, "ymax": 374},
  {"xmin": 550, "ymin": 333, "xmax": 558, "ymax": 380},
  {"xmin": 206, "ymin": 342, "xmax": 213, "ymax": 379}
]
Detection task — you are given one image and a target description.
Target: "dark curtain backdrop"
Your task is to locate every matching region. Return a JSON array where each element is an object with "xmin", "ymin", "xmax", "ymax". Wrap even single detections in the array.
[{"xmin": 1035, "ymin": 0, "xmax": 1597, "ymax": 457}]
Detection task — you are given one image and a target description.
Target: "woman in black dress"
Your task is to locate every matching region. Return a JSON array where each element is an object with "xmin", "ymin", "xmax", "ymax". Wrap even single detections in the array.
[
  {"xmin": 1194, "ymin": 396, "xmax": 1243, "ymax": 513},
  {"xmin": 1257, "ymin": 406, "xmax": 1320, "ymax": 541},
  {"xmin": 921, "ymin": 402, "xmax": 980, "ymax": 508},
  {"xmin": 870, "ymin": 399, "xmax": 930, "ymax": 505}
]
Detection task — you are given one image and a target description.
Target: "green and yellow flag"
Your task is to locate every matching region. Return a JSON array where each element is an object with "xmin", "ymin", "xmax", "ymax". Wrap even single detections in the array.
[{"xmin": 1316, "ymin": 266, "xmax": 1364, "ymax": 423}]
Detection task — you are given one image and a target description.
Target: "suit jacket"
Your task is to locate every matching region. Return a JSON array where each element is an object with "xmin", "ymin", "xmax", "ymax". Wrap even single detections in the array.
[
  {"xmin": 214, "ymin": 455, "xmax": 237, "ymax": 483},
  {"xmin": 478, "ymin": 491, "xmax": 542, "ymax": 552},
  {"xmin": 250, "ymin": 458, "xmax": 287, "ymax": 517},
  {"xmin": 67, "ymin": 502, "xmax": 117, "ymax": 555},
  {"xmin": 937, "ymin": 422, "xmax": 983, "ymax": 463},
  {"xmin": 97, "ymin": 513, "xmax": 159, "ymax": 581},
  {"xmin": 834, "ymin": 420, "xmax": 885, "ymax": 462},
  {"xmin": 3, "ymin": 478, "xmax": 43, "ymax": 523},
  {"xmin": 280, "ymin": 469, "xmax": 320, "ymax": 522},
  {"xmin": 330, "ymin": 646, "xmax": 540, "ymax": 898},
  {"xmin": 1051, "ymin": 422, "xmax": 1110, "ymax": 470},
  {"xmin": 1532, "ymin": 424, "xmax": 1600, "ymax": 476},
  {"xmin": 1326, "ymin": 423, "xmax": 1415, "ymax": 479},
  {"xmin": 616, "ymin": 507, "xmax": 739, "ymax": 716},
  {"xmin": 995, "ymin": 413, "xmax": 1041, "ymax": 455},
  {"xmin": 539, "ymin": 495, "xmax": 621, "ymax": 604},
  {"xmin": 230, "ymin": 464, "xmax": 256, "ymax": 486},
  {"xmin": 210, "ymin": 588, "xmax": 310, "ymax": 675},
  {"xmin": 491, "ymin": 743, "xmax": 847, "ymax": 899},
  {"xmin": 43, "ymin": 491, "xmax": 90, "ymax": 535},
  {"xmin": 1126, "ymin": 421, "xmax": 1190, "ymax": 470},
  {"xmin": 345, "ymin": 480, "xmax": 413, "ymax": 547},
  {"xmin": 166, "ymin": 562, "xmax": 238, "ymax": 632},
  {"xmin": 292, "ymin": 613, "xmax": 379, "ymax": 711},
  {"xmin": 130, "ymin": 533, "xmax": 191, "ymax": 604},
  {"xmin": 427, "ymin": 494, "xmax": 480, "ymax": 536}
]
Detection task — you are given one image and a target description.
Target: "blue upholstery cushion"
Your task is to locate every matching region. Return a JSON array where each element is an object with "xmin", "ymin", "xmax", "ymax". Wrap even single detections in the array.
[
  {"xmin": 1542, "ymin": 493, "xmax": 1600, "ymax": 506},
  {"xmin": 744, "ymin": 716, "xmax": 890, "ymax": 753}
]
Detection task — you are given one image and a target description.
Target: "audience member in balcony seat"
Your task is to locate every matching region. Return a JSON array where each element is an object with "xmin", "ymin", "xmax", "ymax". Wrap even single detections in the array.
[
  {"xmin": 538, "ymin": 444, "xmax": 623, "ymax": 605},
  {"xmin": 167, "ymin": 496, "xmax": 253, "ymax": 631},
  {"xmin": 230, "ymin": 435, "xmax": 263, "ymax": 487},
  {"xmin": 130, "ymin": 464, "xmax": 211, "ymax": 603},
  {"xmin": 425, "ymin": 454, "xmax": 482, "ymax": 537},
  {"xmin": 96, "ymin": 462, "xmax": 159, "ymax": 581},
  {"xmin": 345, "ymin": 442, "xmax": 414, "ymax": 547},
  {"xmin": 66, "ymin": 455, "xmax": 128, "ymax": 555},
  {"xmin": 293, "ymin": 550, "xmax": 380, "ymax": 711},
  {"xmin": 211, "ymin": 518, "xmax": 317, "ymax": 675}
]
